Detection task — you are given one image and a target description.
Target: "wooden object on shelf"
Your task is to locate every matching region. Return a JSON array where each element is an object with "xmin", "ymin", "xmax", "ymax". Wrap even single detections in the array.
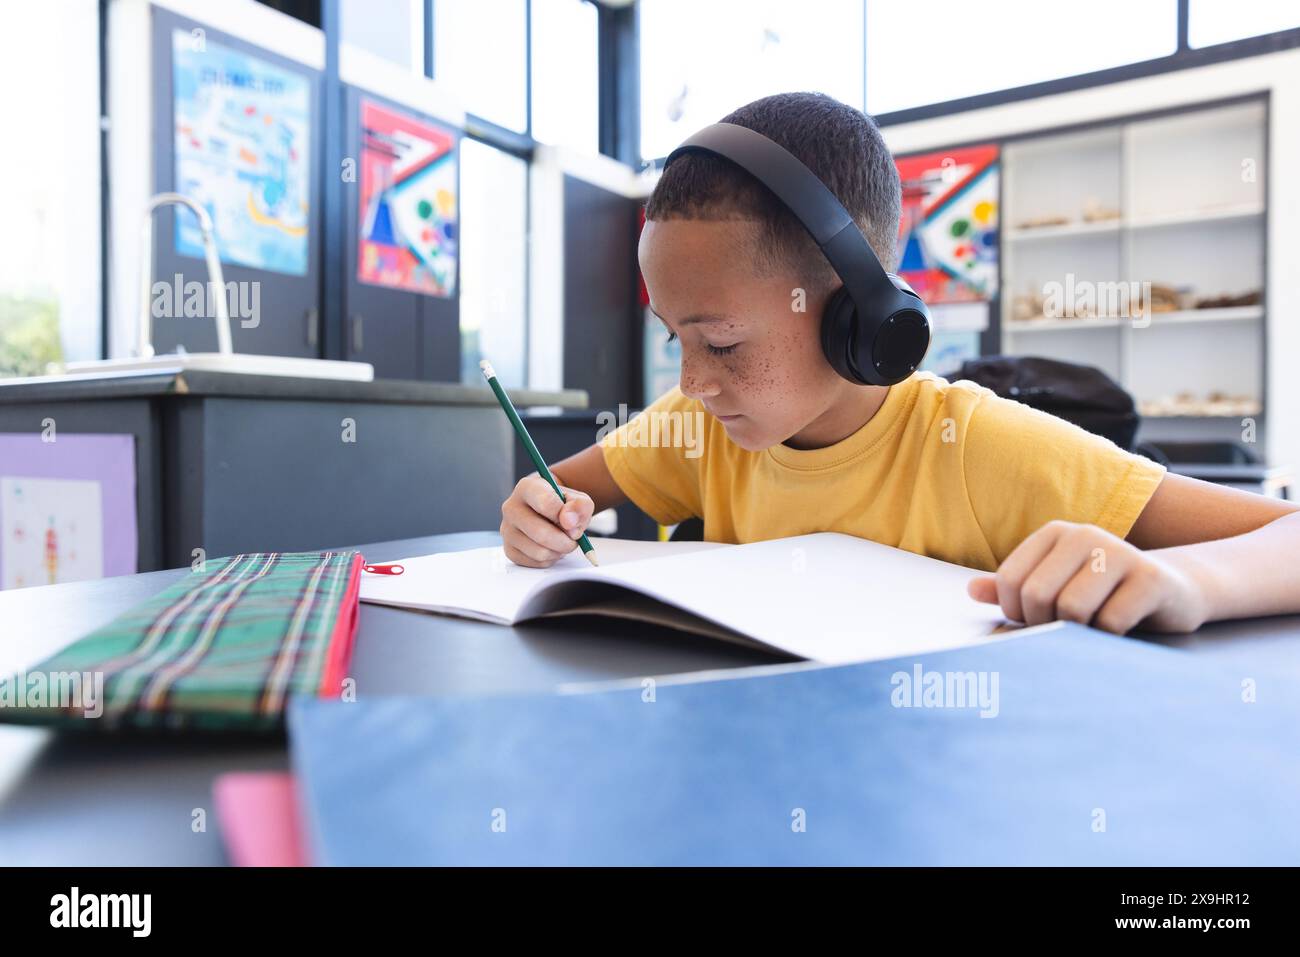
[{"xmin": 1139, "ymin": 391, "xmax": 1261, "ymax": 418}]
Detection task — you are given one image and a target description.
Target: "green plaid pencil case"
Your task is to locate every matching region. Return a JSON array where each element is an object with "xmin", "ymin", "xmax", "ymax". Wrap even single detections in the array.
[{"xmin": 0, "ymin": 551, "xmax": 363, "ymax": 732}]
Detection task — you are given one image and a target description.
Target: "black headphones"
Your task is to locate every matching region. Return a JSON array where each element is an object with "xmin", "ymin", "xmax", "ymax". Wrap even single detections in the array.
[{"xmin": 663, "ymin": 122, "xmax": 931, "ymax": 387}]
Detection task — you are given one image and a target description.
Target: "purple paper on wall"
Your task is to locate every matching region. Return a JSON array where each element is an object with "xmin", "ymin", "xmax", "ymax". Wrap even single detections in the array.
[{"xmin": 0, "ymin": 433, "xmax": 137, "ymax": 589}]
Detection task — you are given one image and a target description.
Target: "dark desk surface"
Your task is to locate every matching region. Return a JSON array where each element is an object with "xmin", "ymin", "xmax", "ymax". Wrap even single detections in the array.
[{"xmin": 3, "ymin": 531, "xmax": 1299, "ymax": 866}]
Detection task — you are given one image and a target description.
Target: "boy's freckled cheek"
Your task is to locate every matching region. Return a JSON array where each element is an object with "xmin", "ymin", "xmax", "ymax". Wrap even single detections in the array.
[{"xmin": 733, "ymin": 342, "xmax": 783, "ymax": 412}]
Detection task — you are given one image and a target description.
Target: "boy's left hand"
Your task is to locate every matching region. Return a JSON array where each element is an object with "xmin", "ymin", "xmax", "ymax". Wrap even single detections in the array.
[{"xmin": 967, "ymin": 520, "xmax": 1208, "ymax": 635}]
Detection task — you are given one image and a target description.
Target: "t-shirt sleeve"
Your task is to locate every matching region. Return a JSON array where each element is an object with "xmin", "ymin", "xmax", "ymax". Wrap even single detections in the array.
[
  {"xmin": 962, "ymin": 392, "xmax": 1167, "ymax": 564},
  {"xmin": 599, "ymin": 386, "xmax": 704, "ymax": 526}
]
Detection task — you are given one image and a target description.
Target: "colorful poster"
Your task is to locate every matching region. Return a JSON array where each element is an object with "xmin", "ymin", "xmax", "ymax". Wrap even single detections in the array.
[
  {"xmin": 895, "ymin": 146, "xmax": 999, "ymax": 304},
  {"xmin": 172, "ymin": 30, "xmax": 311, "ymax": 276},
  {"xmin": 1, "ymin": 478, "xmax": 103, "ymax": 589},
  {"xmin": 0, "ymin": 434, "xmax": 137, "ymax": 590},
  {"xmin": 357, "ymin": 98, "xmax": 458, "ymax": 296}
]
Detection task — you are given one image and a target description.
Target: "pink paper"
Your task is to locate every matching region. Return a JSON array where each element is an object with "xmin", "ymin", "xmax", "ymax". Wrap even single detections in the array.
[{"xmin": 214, "ymin": 772, "xmax": 311, "ymax": 867}]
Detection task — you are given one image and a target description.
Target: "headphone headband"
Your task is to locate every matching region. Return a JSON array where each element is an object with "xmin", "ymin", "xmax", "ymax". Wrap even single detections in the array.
[{"xmin": 662, "ymin": 122, "xmax": 898, "ymax": 307}]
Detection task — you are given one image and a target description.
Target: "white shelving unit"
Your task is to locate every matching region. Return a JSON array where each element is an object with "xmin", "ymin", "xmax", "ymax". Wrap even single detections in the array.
[
  {"xmin": 1006, "ymin": 305, "xmax": 1262, "ymax": 333},
  {"xmin": 1000, "ymin": 100, "xmax": 1267, "ymax": 441}
]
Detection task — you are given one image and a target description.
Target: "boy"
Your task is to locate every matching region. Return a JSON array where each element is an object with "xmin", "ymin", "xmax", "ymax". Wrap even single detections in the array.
[{"xmin": 500, "ymin": 92, "xmax": 1299, "ymax": 636}]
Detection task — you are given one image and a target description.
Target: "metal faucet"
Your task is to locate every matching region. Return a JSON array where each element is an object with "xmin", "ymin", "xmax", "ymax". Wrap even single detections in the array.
[{"xmin": 138, "ymin": 193, "xmax": 233, "ymax": 357}]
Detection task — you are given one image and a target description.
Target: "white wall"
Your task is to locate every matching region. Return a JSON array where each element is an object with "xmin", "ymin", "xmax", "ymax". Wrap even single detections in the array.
[{"xmin": 880, "ymin": 47, "xmax": 1300, "ymax": 473}]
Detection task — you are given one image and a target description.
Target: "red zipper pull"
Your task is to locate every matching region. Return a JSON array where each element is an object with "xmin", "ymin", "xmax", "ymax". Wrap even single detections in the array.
[{"xmin": 363, "ymin": 563, "xmax": 405, "ymax": 575}]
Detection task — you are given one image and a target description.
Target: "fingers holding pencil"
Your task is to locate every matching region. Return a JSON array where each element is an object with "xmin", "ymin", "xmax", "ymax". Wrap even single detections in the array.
[
  {"xmin": 501, "ymin": 474, "xmax": 595, "ymax": 568},
  {"xmin": 481, "ymin": 357, "xmax": 601, "ymax": 569},
  {"xmin": 523, "ymin": 476, "xmax": 595, "ymax": 539}
]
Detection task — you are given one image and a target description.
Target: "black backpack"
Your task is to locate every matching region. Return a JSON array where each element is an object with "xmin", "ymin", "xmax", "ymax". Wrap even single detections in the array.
[{"xmin": 953, "ymin": 355, "xmax": 1140, "ymax": 451}]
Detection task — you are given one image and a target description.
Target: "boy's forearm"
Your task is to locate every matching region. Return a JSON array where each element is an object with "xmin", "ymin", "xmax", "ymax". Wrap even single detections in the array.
[{"xmin": 1157, "ymin": 511, "xmax": 1300, "ymax": 622}]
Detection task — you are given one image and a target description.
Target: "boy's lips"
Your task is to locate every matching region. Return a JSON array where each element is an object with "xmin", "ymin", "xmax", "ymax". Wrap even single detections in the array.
[{"xmin": 707, "ymin": 407, "xmax": 743, "ymax": 422}]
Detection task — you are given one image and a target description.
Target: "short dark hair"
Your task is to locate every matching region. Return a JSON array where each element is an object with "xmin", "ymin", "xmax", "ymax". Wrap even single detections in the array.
[{"xmin": 646, "ymin": 92, "xmax": 902, "ymax": 294}]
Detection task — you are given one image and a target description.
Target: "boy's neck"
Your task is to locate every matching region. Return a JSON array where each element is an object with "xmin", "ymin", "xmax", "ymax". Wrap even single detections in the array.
[{"xmin": 782, "ymin": 384, "xmax": 891, "ymax": 451}]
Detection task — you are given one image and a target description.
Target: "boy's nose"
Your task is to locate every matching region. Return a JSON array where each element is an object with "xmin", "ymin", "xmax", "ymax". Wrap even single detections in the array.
[
  {"xmin": 678, "ymin": 347, "xmax": 725, "ymax": 398},
  {"xmin": 679, "ymin": 364, "xmax": 721, "ymax": 400}
]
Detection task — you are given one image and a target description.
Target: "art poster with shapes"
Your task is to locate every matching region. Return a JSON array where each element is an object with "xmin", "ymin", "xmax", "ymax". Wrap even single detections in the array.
[
  {"xmin": 1, "ymin": 477, "xmax": 103, "ymax": 589},
  {"xmin": 895, "ymin": 146, "xmax": 999, "ymax": 304},
  {"xmin": 357, "ymin": 98, "xmax": 458, "ymax": 297},
  {"xmin": 172, "ymin": 30, "xmax": 312, "ymax": 275}
]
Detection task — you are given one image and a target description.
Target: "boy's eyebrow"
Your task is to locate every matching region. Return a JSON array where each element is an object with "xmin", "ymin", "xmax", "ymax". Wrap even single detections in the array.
[{"xmin": 649, "ymin": 308, "xmax": 730, "ymax": 327}]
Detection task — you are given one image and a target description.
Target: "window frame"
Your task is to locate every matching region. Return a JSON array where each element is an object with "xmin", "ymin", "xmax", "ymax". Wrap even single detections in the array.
[
  {"xmin": 629, "ymin": 0, "xmax": 1300, "ymax": 163},
  {"xmin": 869, "ymin": 0, "xmax": 1300, "ymax": 127}
]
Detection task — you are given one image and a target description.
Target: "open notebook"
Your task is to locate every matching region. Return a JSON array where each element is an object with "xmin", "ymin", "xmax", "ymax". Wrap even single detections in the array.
[{"xmin": 360, "ymin": 533, "xmax": 1011, "ymax": 664}]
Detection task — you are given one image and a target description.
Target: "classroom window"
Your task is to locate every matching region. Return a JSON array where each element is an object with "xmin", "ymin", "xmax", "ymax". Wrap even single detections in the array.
[
  {"xmin": 0, "ymin": 0, "xmax": 101, "ymax": 377},
  {"xmin": 531, "ymin": 0, "xmax": 599, "ymax": 153},
  {"xmin": 1188, "ymin": 0, "xmax": 1300, "ymax": 48},
  {"xmin": 864, "ymin": 0, "xmax": 1177, "ymax": 116},
  {"xmin": 638, "ymin": 0, "xmax": 866, "ymax": 162},
  {"xmin": 340, "ymin": 0, "xmax": 424, "ymax": 71},
  {"xmin": 458, "ymin": 138, "xmax": 528, "ymax": 388},
  {"xmin": 433, "ymin": 0, "xmax": 529, "ymax": 133}
]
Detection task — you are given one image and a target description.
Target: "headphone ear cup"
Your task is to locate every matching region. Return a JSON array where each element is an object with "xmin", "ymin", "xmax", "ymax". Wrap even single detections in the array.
[{"xmin": 820, "ymin": 286, "xmax": 862, "ymax": 384}]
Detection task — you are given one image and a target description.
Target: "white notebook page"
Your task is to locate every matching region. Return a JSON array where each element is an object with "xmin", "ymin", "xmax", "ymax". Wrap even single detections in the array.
[
  {"xmin": 358, "ymin": 538, "xmax": 726, "ymax": 623},
  {"xmin": 549, "ymin": 532, "xmax": 1008, "ymax": 663},
  {"xmin": 360, "ymin": 533, "xmax": 1009, "ymax": 663}
]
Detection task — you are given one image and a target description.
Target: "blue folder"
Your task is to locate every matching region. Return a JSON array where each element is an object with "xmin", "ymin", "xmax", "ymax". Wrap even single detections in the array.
[{"xmin": 289, "ymin": 623, "xmax": 1300, "ymax": 865}]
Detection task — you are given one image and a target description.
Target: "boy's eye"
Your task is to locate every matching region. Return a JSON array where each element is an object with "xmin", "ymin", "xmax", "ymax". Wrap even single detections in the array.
[{"xmin": 662, "ymin": 329, "xmax": 737, "ymax": 357}]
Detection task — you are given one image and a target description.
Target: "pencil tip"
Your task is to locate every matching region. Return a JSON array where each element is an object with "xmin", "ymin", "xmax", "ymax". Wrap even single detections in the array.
[{"xmin": 585, "ymin": 550, "xmax": 599, "ymax": 567}]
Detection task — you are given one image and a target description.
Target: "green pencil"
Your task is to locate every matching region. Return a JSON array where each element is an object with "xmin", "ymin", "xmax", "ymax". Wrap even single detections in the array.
[{"xmin": 480, "ymin": 359, "xmax": 599, "ymax": 567}]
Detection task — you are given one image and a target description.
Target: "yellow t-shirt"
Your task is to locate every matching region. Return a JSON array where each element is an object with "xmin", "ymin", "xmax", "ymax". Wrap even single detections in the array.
[{"xmin": 600, "ymin": 372, "xmax": 1166, "ymax": 572}]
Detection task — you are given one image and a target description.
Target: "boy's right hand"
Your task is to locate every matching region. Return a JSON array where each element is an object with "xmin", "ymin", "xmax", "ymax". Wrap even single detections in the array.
[{"xmin": 500, "ymin": 473, "xmax": 596, "ymax": 568}]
